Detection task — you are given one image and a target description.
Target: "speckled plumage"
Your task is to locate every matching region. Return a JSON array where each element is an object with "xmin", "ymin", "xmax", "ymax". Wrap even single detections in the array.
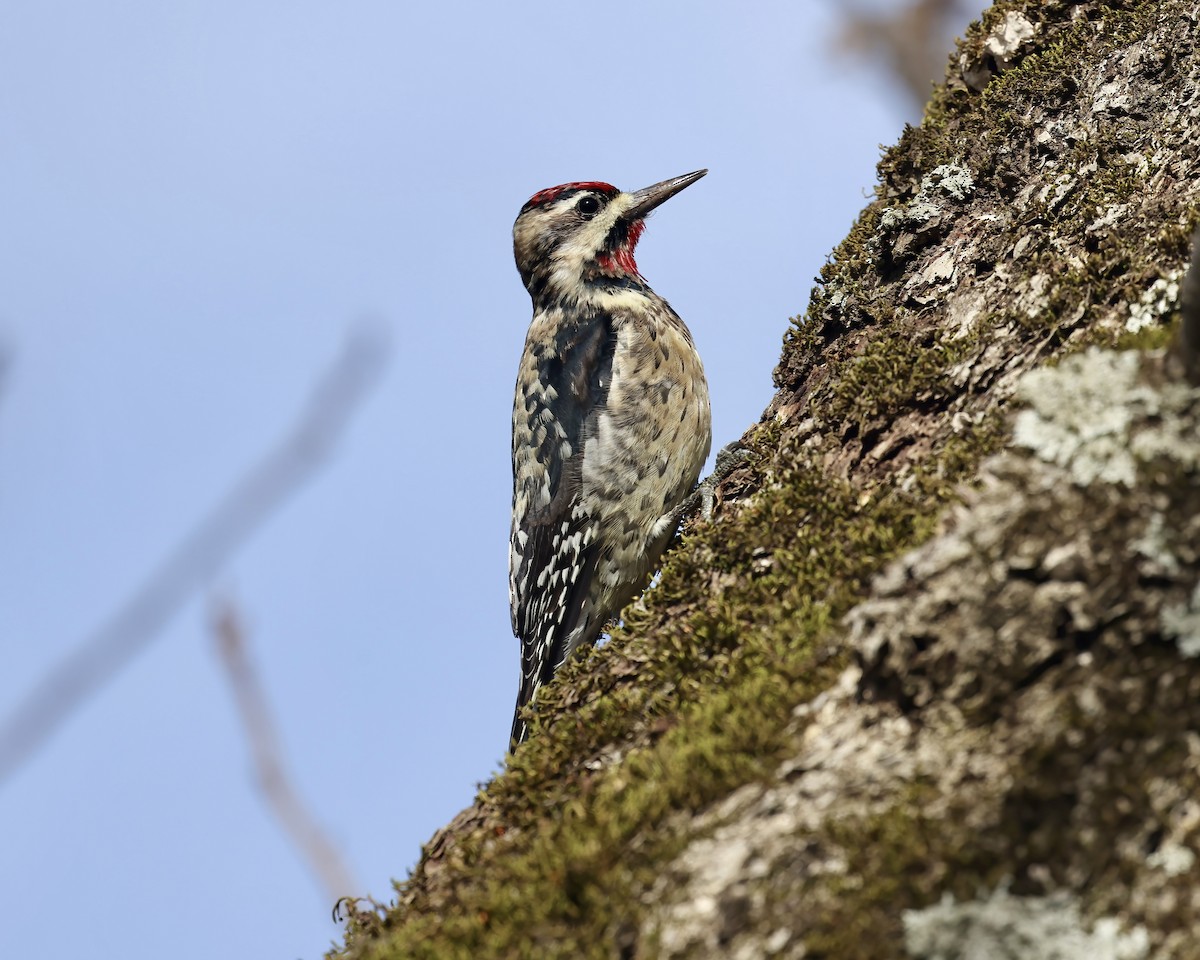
[{"xmin": 508, "ymin": 171, "xmax": 712, "ymax": 750}]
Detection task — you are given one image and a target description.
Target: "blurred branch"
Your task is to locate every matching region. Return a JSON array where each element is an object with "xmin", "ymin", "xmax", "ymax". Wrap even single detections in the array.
[
  {"xmin": 211, "ymin": 597, "xmax": 357, "ymax": 902},
  {"xmin": 830, "ymin": 0, "xmax": 980, "ymax": 112},
  {"xmin": 0, "ymin": 327, "xmax": 388, "ymax": 786}
]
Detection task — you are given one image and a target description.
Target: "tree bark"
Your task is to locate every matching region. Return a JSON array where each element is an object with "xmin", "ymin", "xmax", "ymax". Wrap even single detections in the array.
[{"xmin": 337, "ymin": 2, "xmax": 1200, "ymax": 956}]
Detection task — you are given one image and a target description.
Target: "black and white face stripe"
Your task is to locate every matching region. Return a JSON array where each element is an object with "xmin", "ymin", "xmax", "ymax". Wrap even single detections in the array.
[{"xmin": 520, "ymin": 181, "xmax": 621, "ymax": 215}]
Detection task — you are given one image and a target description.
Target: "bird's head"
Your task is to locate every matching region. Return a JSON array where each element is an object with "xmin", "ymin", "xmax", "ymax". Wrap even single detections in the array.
[{"xmin": 512, "ymin": 169, "xmax": 706, "ymax": 299}]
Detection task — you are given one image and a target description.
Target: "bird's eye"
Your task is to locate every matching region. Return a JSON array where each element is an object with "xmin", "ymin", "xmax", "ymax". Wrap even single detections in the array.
[{"xmin": 577, "ymin": 196, "xmax": 601, "ymax": 217}]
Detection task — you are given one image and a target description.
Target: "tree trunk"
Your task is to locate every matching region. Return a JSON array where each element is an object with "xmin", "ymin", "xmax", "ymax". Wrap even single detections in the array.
[{"xmin": 337, "ymin": 2, "xmax": 1200, "ymax": 956}]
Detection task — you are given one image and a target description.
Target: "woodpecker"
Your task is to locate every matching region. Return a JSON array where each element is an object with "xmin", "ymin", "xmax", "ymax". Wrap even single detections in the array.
[{"xmin": 508, "ymin": 169, "xmax": 717, "ymax": 751}]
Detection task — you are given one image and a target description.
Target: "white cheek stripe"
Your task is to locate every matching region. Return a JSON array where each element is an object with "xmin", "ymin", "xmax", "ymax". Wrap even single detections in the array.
[{"xmin": 545, "ymin": 195, "xmax": 639, "ymax": 290}]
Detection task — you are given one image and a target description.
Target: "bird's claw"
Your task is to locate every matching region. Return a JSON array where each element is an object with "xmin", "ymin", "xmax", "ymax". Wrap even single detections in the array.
[
  {"xmin": 688, "ymin": 442, "xmax": 752, "ymax": 521},
  {"xmin": 713, "ymin": 441, "xmax": 752, "ymax": 477}
]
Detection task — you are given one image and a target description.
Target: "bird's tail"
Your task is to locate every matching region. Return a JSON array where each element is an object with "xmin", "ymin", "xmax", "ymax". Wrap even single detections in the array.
[{"xmin": 509, "ymin": 705, "xmax": 529, "ymax": 752}]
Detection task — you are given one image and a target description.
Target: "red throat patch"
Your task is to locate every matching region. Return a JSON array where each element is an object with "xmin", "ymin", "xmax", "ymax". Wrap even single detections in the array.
[{"xmin": 597, "ymin": 219, "xmax": 645, "ymax": 277}]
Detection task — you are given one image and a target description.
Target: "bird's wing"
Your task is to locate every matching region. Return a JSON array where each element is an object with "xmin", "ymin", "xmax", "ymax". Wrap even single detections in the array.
[{"xmin": 509, "ymin": 309, "xmax": 617, "ymax": 725}]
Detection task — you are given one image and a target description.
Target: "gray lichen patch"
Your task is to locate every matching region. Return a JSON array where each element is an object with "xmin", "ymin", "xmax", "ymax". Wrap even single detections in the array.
[
  {"xmin": 1127, "ymin": 274, "xmax": 1181, "ymax": 334},
  {"xmin": 960, "ymin": 9, "xmax": 1037, "ymax": 92},
  {"xmin": 903, "ymin": 887, "xmax": 1150, "ymax": 960},
  {"xmin": 1011, "ymin": 349, "xmax": 1148, "ymax": 486},
  {"xmin": 1146, "ymin": 841, "xmax": 1197, "ymax": 879},
  {"xmin": 880, "ymin": 163, "xmax": 976, "ymax": 232},
  {"xmin": 1011, "ymin": 347, "xmax": 1200, "ymax": 487},
  {"xmin": 1162, "ymin": 583, "xmax": 1200, "ymax": 657}
]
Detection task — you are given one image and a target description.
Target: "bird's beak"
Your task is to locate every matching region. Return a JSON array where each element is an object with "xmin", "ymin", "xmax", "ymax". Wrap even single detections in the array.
[{"xmin": 623, "ymin": 169, "xmax": 707, "ymax": 221}]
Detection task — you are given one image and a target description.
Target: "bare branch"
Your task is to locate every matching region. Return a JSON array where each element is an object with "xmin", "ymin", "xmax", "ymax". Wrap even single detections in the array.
[
  {"xmin": 211, "ymin": 597, "xmax": 358, "ymax": 903},
  {"xmin": 0, "ymin": 327, "xmax": 388, "ymax": 786}
]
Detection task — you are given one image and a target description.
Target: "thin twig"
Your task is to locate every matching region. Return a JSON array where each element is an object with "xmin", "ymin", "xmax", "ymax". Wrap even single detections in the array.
[
  {"xmin": 211, "ymin": 597, "xmax": 357, "ymax": 903},
  {"xmin": 0, "ymin": 327, "xmax": 388, "ymax": 786}
]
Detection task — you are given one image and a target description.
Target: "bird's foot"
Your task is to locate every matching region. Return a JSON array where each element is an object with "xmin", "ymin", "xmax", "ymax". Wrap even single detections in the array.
[{"xmin": 676, "ymin": 442, "xmax": 752, "ymax": 525}]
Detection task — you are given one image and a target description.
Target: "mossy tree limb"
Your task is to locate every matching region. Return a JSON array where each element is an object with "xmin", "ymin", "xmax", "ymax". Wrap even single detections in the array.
[{"xmin": 335, "ymin": 2, "xmax": 1200, "ymax": 957}]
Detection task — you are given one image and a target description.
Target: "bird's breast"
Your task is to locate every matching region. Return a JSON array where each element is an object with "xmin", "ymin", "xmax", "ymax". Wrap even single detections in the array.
[{"xmin": 582, "ymin": 306, "xmax": 712, "ymax": 514}]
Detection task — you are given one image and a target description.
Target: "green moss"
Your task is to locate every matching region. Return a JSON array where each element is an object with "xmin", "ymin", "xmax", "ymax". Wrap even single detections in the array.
[
  {"xmin": 826, "ymin": 321, "xmax": 975, "ymax": 429},
  {"xmin": 801, "ymin": 785, "xmax": 1009, "ymax": 957},
  {"xmin": 1113, "ymin": 322, "xmax": 1177, "ymax": 353}
]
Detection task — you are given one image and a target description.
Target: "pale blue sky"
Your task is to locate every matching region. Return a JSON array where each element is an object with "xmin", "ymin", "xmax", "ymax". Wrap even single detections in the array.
[{"xmin": 2, "ymin": 2, "xmax": 934, "ymax": 958}]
